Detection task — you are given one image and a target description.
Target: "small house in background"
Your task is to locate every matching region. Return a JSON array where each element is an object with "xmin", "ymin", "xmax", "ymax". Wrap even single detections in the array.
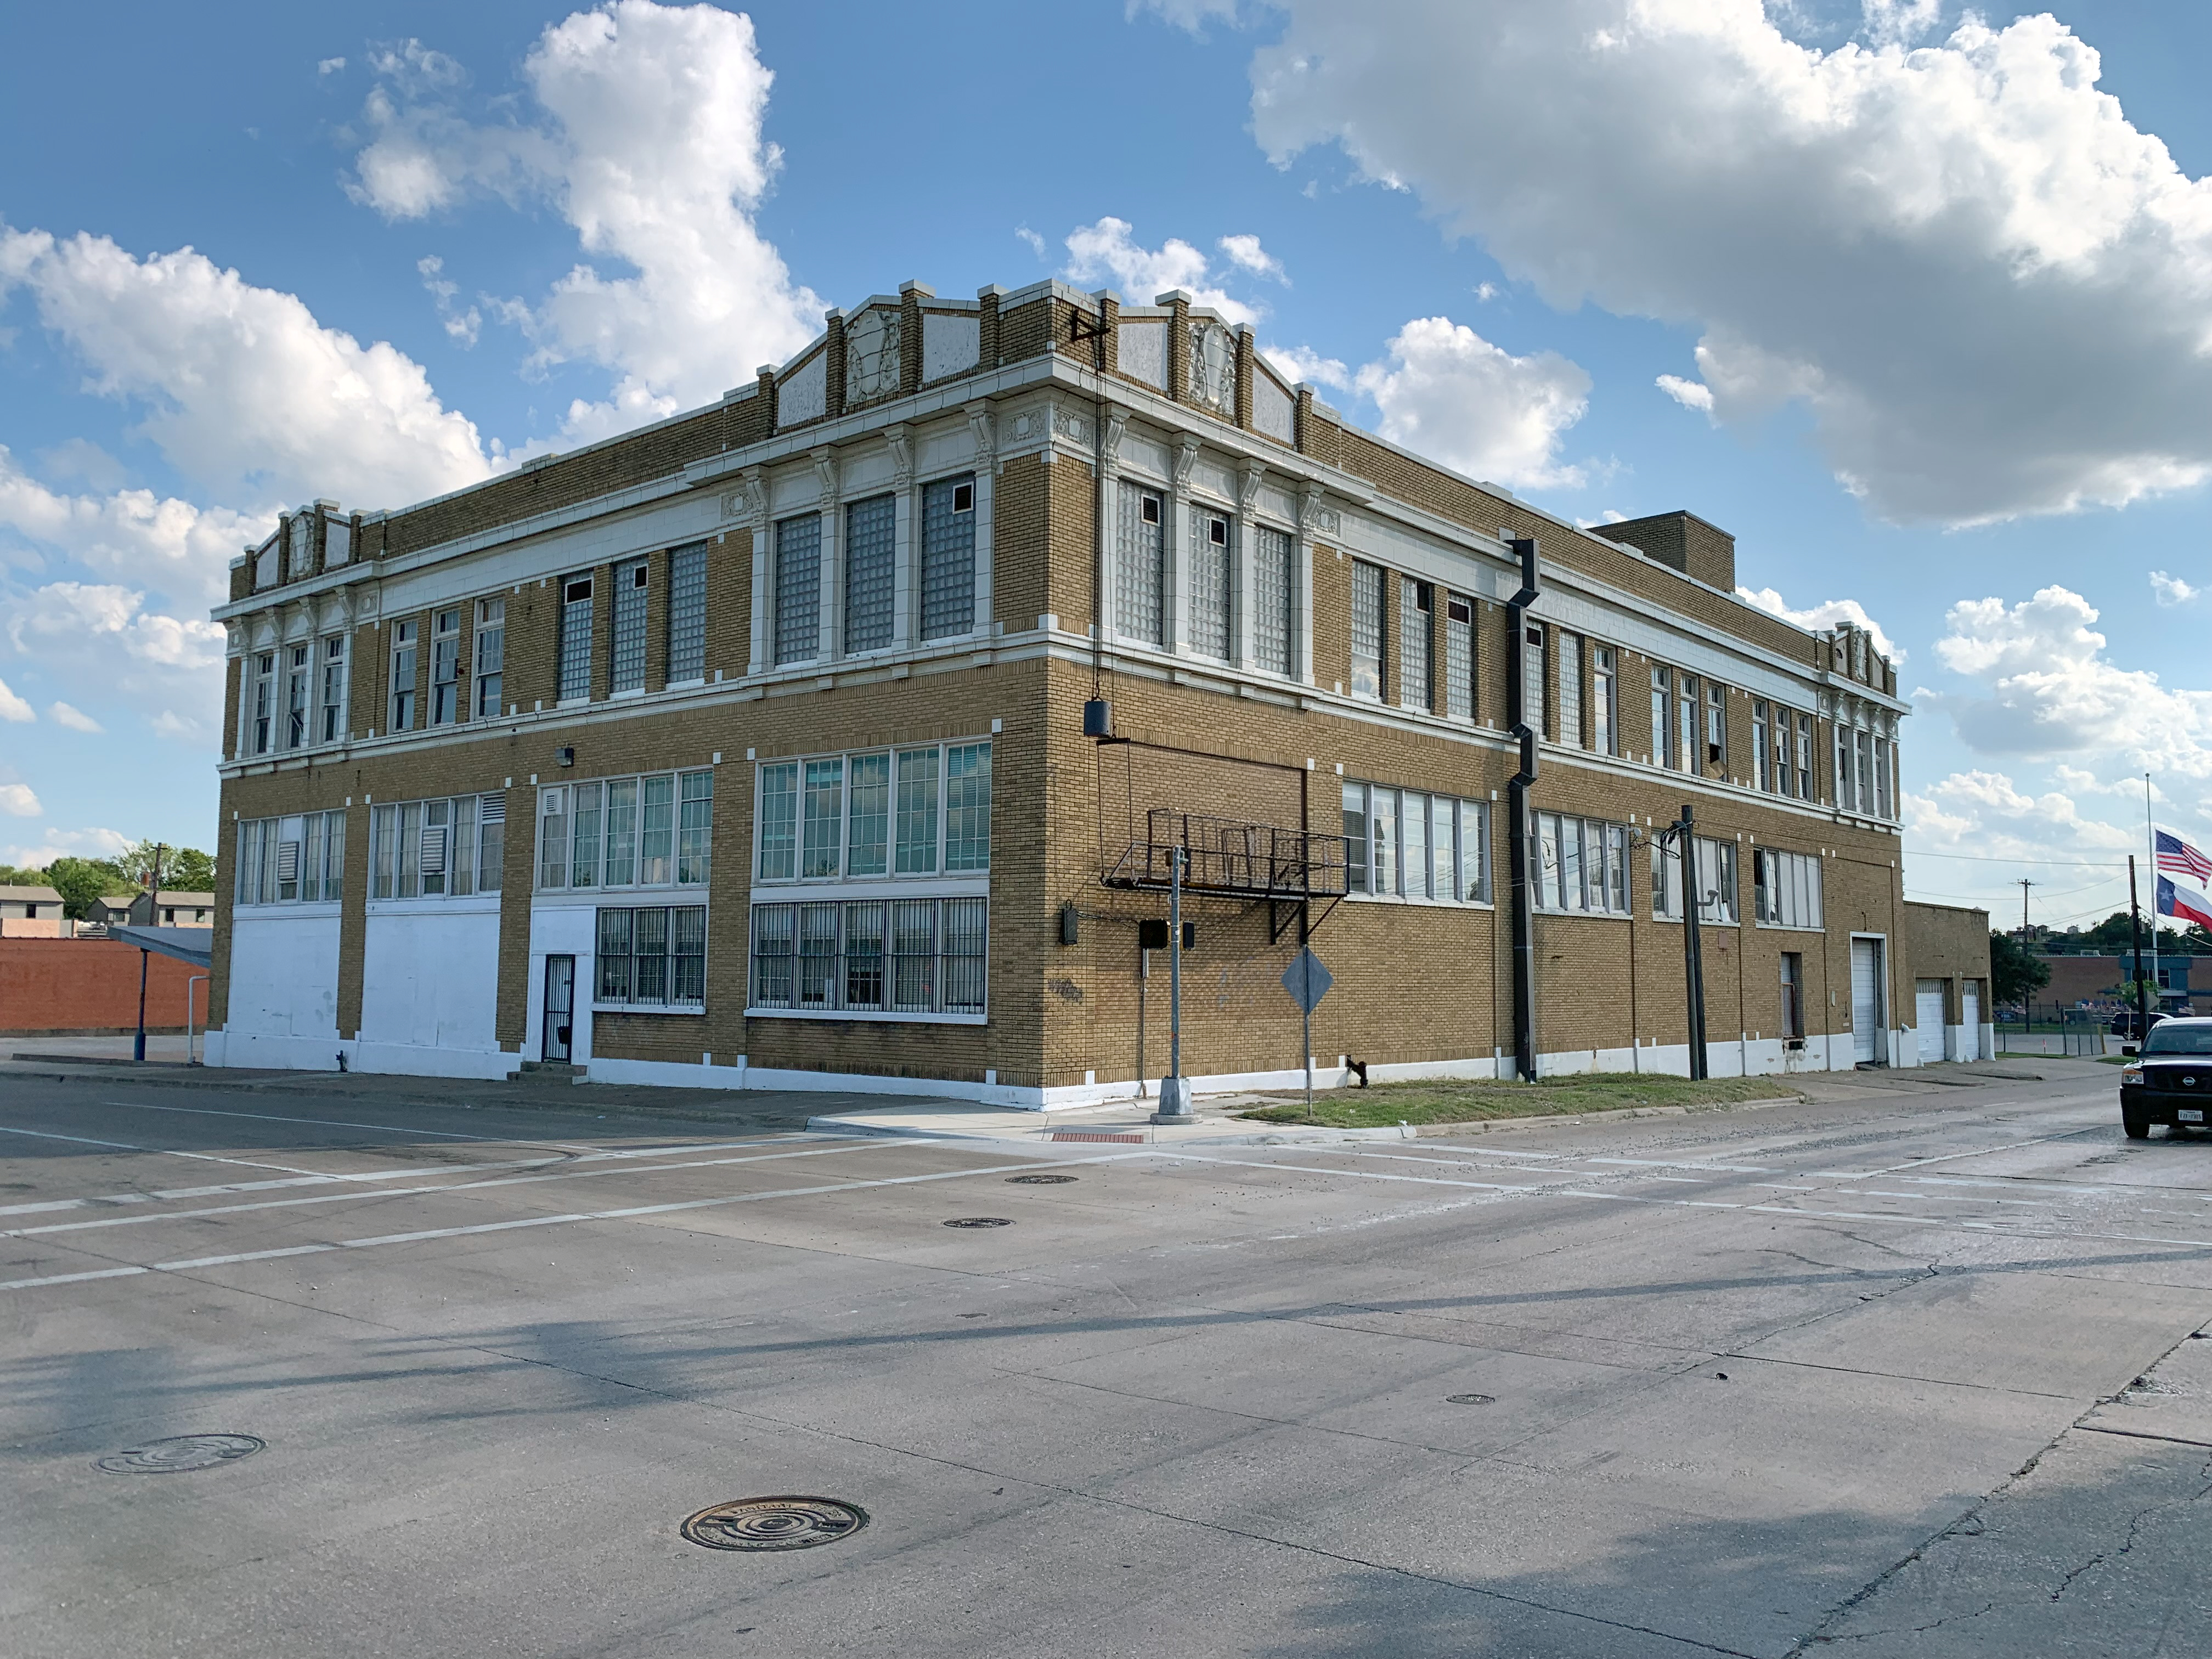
[
  {"xmin": 86, "ymin": 890, "xmax": 217, "ymax": 929},
  {"xmin": 0, "ymin": 884, "xmax": 66, "ymax": 938}
]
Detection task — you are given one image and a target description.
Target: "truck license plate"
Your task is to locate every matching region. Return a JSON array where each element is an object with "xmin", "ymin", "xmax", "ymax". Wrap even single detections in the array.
[{"xmin": 2181, "ymin": 1110, "xmax": 2204, "ymax": 1124}]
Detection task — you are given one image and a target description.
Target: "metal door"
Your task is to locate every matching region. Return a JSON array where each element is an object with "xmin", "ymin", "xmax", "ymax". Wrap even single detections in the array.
[
  {"xmin": 1960, "ymin": 982, "xmax": 1981, "ymax": 1061},
  {"xmin": 1915, "ymin": 980, "xmax": 1945, "ymax": 1063},
  {"xmin": 1852, "ymin": 939, "xmax": 1885, "ymax": 1064},
  {"xmin": 542, "ymin": 955, "xmax": 574, "ymax": 1062}
]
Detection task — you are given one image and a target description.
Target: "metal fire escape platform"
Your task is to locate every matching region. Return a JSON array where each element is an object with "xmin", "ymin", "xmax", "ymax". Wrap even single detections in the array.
[{"xmin": 1102, "ymin": 809, "xmax": 1349, "ymax": 941}]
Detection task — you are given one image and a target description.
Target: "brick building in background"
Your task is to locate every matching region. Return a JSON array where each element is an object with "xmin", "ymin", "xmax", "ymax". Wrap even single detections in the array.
[{"xmin": 206, "ymin": 276, "xmax": 1984, "ymax": 1103}]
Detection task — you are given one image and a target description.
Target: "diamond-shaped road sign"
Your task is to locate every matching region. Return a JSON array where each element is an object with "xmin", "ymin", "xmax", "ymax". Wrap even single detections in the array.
[{"xmin": 1281, "ymin": 947, "xmax": 1333, "ymax": 1015}]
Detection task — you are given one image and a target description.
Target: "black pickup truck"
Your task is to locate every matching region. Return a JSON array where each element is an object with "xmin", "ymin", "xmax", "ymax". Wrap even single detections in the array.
[{"xmin": 2120, "ymin": 1017, "xmax": 2212, "ymax": 1138}]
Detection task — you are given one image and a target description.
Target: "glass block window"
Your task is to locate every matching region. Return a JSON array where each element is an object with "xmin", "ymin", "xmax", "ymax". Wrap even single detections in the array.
[
  {"xmin": 1253, "ymin": 525, "xmax": 1293, "ymax": 675},
  {"xmin": 1558, "ymin": 632, "xmax": 1583, "ymax": 748},
  {"xmin": 920, "ymin": 474, "xmax": 976, "ymax": 641},
  {"xmin": 1188, "ymin": 510, "xmax": 1232, "ymax": 659},
  {"xmin": 612, "ymin": 558, "xmax": 648, "ymax": 693},
  {"xmin": 844, "ymin": 494, "xmax": 896, "ymax": 652},
  {"xmin": 944, "ymin": 742, "xmax": 992, "ymax": 872},
  {"xmin": 1444, "ymin": 593, "xmax": 1475, "ymax": 720},
  {"xmin": 1400, "ymin": 579, "xmax": 1432, "ymax": 711},
  {"xmin": 743, "ymin": 898, "xmax": 987, "ymax": 1019},
  {"xmin": 558, "ymin": 575, "xmax": 593, "ymax": 702},
  {"xmin": 848, "ymin": 751, "xmax": 890, "ymax": 876},
  {"xmin": 667, "ymin": 543, "xmax": 707, "ymax": 683},
  {"xmin": 1350, "ymin": 561, "xmax": 1384, "ymax": 699},
  {"xmin": 802, "ymin": 758, "xmax": 843, "ymax": 878},
  {"xmin": 774, "ymin": 514, "xmax": 822, "ymax": 666},
  {"xmin": 595, "ymin": 905, "xmax": 706, "ymax": 1009},
  {"xmin": 1521, "ymin": 624, "xmax": 1546, "ymax": 737},
  {"xmin": 896, "ymin": 746, "xmax": 941, "ymax": 874},
  {"xmin": 1116, "ymin": 481, "xmax": 1165, "ymax": 646}
]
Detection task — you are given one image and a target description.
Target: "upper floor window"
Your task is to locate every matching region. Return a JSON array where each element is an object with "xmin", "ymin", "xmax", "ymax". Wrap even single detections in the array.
[
  {"xmin": 1705, "ymin": 681, "xmax": 1727, "ymax": 771},
  {"xmin": 1189, "ymin": 508, "xmax": 1233, "ymax": 661},
  {"xmin": 1557, "ymin": 633, "xmax": 1583, "ymax": 748},
  {"xmin": 431, "ymin": 609, "xmax": 461, "ymax": 725},
  {"xmin": 1650, "ymin": 665, "xmax": 1673, "ymax": 769},
  {"xmin": 473, "ymin": 598, "xmax": 505, "ymax": 718},
  {"xmin": 1400, "ymin": 579, "xmax": 1432, "ymax": 712},
  {"xmin": 1342, "ymin": 780, "xmax": 1489, "ymax": 904},
  {"xmin": 249, "ymin": 651, "xmax": 275, "ymax": 755},
  {"xmin": 236, "ymin": 810, "xmax": 346, "ymax": 906},
  {"xmin": 1444, "ymin": 592, "xmax": 1476, "ymax": 721},
  {"xmin": 668, "ymin": 541, "xmax": 708, "ymax": 682},
  {"xmin": 1253, "ymin": 525, "xmax": 1295, "ymax": 677},
  {"xmin": 774, "ymin": 514, "xmax": 822, "ymax": 666},
  {"xmin": 844, "ymin": 498, "xmax": 895, "ymax": 654},
  {"xmin": 1592, "ymin": 645, "xmax": 1617, "ymax": 755},
  {"xmin": 537, "ymin": 769, "xmax": 713, "ymax": 893},
  {"xmin": 1350, "ymin": 561, "xmax": 1385, "ymax": 699},
  {"xmin": 1753, "ymin": 848, "xmax": 1824, "ymax": 929},
  {"xmin": 755, "ymin": 741, "xmax": 990, "ymax": 884},
  {"xmin": 373, "ymin": 793, "xmax": 506, "ymax": 900},
  {"xmin": 319, "ymin": 635, "xmax": 347, "ymax": 744},
  {"xmin": 1115, "ymin": 482, "xmax": 1165, "ymax": 647},
  {"xmin": 558, "ymin": 574, "xmax": 594, "ymax": 702},
  {"xmin": 1535, "ymin": 812, "xmax": 1630, "ymax": 915},
  {"xmin": 612, "ymin": 558, "xmax": 647, "ymax": 693},
  {"xmin": 284, "ymin": 644, "xmax": 311, "ymax": 749},
  {"xmin": 1676, "ymin": 672, "xmax": 1700, "ymax": 774},
  {"xmin": 389, "ymin": 620, "xmax": 417, "ymax": 732},
  {"xmin": 920, "ymin": 474, "xmax": 977, "ymax": 641},
  {"xmin": 1521, "ymin": 622, "xmax": 1546, "ymax": 736}
]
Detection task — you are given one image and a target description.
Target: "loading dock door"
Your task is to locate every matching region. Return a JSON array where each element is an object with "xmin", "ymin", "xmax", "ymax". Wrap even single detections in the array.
[
  {"xmin": 1852, "ymin": 939, "xmax": 1886, "ymax": 1064},
  {"xmin": 1961, "ymin": 982, "xmax": 1981, "ymax": 1061},
  {"xmin": 1915, "ymin": 980, "xmax": 1945, "ymax": 1063}
]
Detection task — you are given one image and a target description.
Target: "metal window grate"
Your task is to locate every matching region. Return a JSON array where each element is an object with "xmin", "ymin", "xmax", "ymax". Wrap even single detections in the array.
[
  {"xmin": 612, "ymin": 558, "xmax": 648, "ymax": 693},
  {"xmin": 1115, "ymin": 482, "xmax": 1164, "ymax": 646},
  {"xmin": 920, "ymin": 475, "xmax": 975, "ymax": 641},
  {"xmin": 844, "ymin": 495, "xmax": 896, "ymax": 652},
  {"xmin": 774, "ymin": 515, "xmax": 822, "ymax": 666}
]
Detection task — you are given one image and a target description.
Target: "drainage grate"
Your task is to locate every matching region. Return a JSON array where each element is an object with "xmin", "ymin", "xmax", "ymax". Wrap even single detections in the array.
[
  {"xmin": 1052, "ymin": 1131, "xmax": 1143, "ymax": 1144},
  {"xmin": 97, "ymin": 1434, "xmax": 264, "ymax": 1474},
  {"xmin": 1007, "ymin": 1173, "xmax": 1078, "ymax": 1184},
  {"xmin": 1444, "ymin": 1394, "xmax": 1497, "ymax": 1406},
  {"xmin": 682, "ymin": 1496, "xmax": 869, "ymax": 1551},
  {"xmin": 944, "ymin": 1217, "xmax": 1014, "ymax": 1228}
]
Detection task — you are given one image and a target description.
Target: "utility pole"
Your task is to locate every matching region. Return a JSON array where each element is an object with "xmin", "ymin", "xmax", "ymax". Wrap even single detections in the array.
[
  {"xmin": 133, "ymin": 842, "xmax": 165, "ymax": 1064},
  {"xmin": 2017, "ymin": 878, "xmax": 2034, "ymax": 943}
]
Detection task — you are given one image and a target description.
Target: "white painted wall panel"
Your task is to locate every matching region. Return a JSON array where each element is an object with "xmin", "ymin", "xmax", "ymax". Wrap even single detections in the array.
[
  {"xmin": 359, "ymin": 900, "xmax": 501, "ymax": 1053},
  {"xmin": 227, "ymin": 907, "xmax": 342, "ymax": 1036}
]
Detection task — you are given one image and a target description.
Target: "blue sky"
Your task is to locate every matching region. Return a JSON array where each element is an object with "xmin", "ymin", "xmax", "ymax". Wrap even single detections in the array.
[{"xmin": 2, "ymin": 0, "xmax": 2208, "ymax": 936}]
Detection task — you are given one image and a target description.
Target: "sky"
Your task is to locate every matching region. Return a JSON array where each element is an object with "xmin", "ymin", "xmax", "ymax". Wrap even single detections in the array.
[{"xmin": 1, "ymin": 0, "xmax": 2208, "ymax": 939}]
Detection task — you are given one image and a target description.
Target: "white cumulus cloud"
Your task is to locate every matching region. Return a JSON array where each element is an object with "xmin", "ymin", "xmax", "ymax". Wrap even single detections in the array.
[
  {"xmin": 1217, "ymin": 234, "xmax": 1287, "ymax": 283},
  {"xmin": 1, "ymin": 826, "xmax": 133, "ymax": 870},
  {"xmin": 1240, "ymin": 0, "xmax": 2212, "ymax": 524},
  {"xmin": 1352, "ymin": 317, "xmax": 1590, "ymax": 490},
  {"xmin": 0, "ymin": 675, "xmax": 31, "ymax": 723},
  {"xmin": 1656, "ymin": 374, "xmax": 1714, "ymax": 415},
  {"xmin": 1060, "ymin": 217, "xmax": 1265, "ymax": 325},
  {"xmin": 0, "ymin": 783, "xmax": 41, "ymax": 817},
  {"xmin": 46, "ymin": 701, "xmax": 101, "ymax": 733},
  {"xmin": 2151, "ymin": 570, "xmax": 2200, "ymax": 607},
  {"xmin": 1735, "ymin": 584, "xmax": 1900, "ymax": 661},
  {"xmin": 348, "ymin": 2, "xmax": 822, "ymax": 435}
]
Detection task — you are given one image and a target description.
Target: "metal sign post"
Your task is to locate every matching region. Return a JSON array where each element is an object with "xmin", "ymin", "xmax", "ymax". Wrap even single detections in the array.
[{"xmin": 1282, "ymin": 947, "xmax": 1333, "ymax": 1122}]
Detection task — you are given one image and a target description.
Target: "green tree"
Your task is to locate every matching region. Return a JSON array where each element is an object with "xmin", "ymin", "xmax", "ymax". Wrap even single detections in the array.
[
  {"xmin": 1991, "ymin": 930, "xmax": 2052, "ymax": 1008},
  {"xmin": 44, "ymin": 856, "xmax": 128, "ymax": 920},
  {"xmin": 0, "ymin": 862, "xmax": 45, "ymax": 887},
  {"xmin": 163, "ymin": 848, "xmax": 217, "ymax": 890}
]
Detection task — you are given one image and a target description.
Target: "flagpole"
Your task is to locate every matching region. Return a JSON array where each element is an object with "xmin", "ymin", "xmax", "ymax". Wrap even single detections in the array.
[{"xmin": 2147, "ymin": 774, "xmax": 2159, "ymax": 1012}]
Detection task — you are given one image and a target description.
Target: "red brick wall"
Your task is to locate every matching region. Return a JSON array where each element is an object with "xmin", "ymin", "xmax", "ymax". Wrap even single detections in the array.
[{"xmin": 0, "ymin": 939, "xmax": 207, "ymax": 1035}]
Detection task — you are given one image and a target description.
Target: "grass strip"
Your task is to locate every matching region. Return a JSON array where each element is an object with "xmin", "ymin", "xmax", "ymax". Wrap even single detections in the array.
[{"xmin": 1233, "ymin": 1073, "xmax": 1799, "ymax": 1130}]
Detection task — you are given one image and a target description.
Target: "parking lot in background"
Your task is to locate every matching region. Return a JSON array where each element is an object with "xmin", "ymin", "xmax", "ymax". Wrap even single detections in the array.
[{"xmin": 5, "ymin": 1060, "xmax": 2210, "ymax": 1658}]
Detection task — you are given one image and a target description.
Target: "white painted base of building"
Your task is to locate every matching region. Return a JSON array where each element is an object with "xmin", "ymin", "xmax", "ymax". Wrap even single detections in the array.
[{"xmin": 201, "ymin": 1026, "xmax": 1921, "ymax": 1109}]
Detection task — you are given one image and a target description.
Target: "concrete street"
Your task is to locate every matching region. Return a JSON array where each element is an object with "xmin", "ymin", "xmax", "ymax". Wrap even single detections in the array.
[{"xmin": 4, "ymin": 1061, "xmax": 2209, "ymax": 1657}]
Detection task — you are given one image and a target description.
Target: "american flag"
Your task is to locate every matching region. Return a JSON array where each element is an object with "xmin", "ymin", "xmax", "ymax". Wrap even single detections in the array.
[{"xmin": 2157, "ymin": 829, "xmax": 2212, "ymax": 887}]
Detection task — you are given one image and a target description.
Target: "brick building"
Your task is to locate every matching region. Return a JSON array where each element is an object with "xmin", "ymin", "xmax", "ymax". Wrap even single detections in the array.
[{"xmin": 207, "ymin": 277, "xmax": 1941, "ymax": 1103}]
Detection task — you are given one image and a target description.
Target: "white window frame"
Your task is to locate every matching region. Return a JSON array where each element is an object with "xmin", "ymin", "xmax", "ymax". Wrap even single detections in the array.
[
  {"xmin": 1753, "ymin": 847, "xmax": 1825, "ymax": 930},
  {"xmin": 1341, "ymin": 779, "xmax": 1491, "ymax": 906},
  {"xmin": 752, "ymin": 740, "xmax": 991, "ymax": 891},
  {"xmin": 534, "ymin": 769, "xmax": 713, "ymax": 894}
]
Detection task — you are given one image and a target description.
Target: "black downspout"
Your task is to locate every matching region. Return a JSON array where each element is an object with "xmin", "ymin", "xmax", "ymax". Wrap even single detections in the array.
[{"xmin": 1505, "ymin": 536, "xmax": 1540, "ymax": 1084}]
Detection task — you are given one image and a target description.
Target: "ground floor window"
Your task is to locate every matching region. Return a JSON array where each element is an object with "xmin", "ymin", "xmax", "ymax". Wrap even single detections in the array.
[
  {"xmin": 749, "ymin": 896, "xmax": 986, "ymax": 1017},
  {"xmin": 595, "ymin": 905, "xmax": 706, "ymax": 1008}
]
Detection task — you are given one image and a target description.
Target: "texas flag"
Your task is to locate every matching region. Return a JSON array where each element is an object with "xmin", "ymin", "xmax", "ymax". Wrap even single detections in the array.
[{"xmin": 2159, "ymin": 872, "xmax": 2212, "ymax": 932}]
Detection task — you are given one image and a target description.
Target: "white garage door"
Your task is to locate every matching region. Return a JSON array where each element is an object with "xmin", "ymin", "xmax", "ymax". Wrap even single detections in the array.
[
  {"xmin": 1852, "ymin": 939, "xmax": 1886, "ymax": 1064},
  {"xmin": 1915, "ymin": 980, "xmax": 1946, "ymax": 1063},
  {"xmin": 1960, "ymin": 982, "xmax": 1981, "ymax": 1061}
]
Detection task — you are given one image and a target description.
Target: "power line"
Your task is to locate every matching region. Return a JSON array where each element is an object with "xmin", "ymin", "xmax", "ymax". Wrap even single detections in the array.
[{"xmin": 1904, "ymin": 848, "xmax": 2128, "ymax": 868}]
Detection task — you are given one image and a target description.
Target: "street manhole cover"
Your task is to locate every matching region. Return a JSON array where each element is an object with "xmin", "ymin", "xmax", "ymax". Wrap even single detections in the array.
[
  {"xmin": 1007, "ymin": 1174, "xmax": 1077, "ymax": 1184},
  {"xmin": 944, "ymin": 1216, "xmax": 1014, "ymax": 1228},
  {"xmin": 1444, "ymin": 1394, "xmax": 1497, "ymax": 1406},
  {"xmin": 681, "ymin": 1496, "xmax": 869, "ymax": 1551},
  {"xmin": 96, "ymin": 1434, "xmax": 264, "ymax": 1474}
]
